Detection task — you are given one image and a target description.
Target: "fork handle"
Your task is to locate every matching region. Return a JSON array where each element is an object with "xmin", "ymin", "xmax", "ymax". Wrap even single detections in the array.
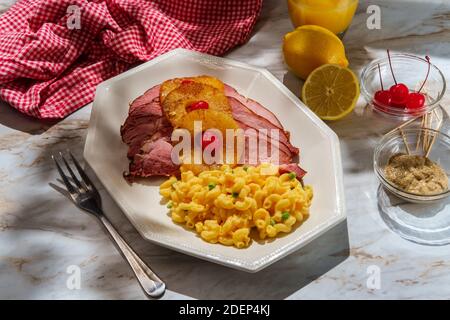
[{"xmin": 99, "ymin": 215, "xmax": 166, "ymax": 298}]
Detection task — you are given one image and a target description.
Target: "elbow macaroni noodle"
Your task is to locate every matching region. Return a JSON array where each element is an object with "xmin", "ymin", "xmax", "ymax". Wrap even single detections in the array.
[{"xmin": 159, "ymin": 164, "xmax": 313, "ymax": 248}]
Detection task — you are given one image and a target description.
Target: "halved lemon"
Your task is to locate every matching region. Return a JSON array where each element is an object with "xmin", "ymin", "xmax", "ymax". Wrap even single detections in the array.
[{"xmin": 301, "ymin": 64, "xmax": 359, "ymax": 121}]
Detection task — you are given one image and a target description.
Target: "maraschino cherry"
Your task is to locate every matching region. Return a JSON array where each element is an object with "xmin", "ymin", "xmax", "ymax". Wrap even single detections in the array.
[
  {"xmin": 202, "ymin": 131, "xmax": 217, "ymax": 150},
  {"xmin": 373, "ymin": 50, "xmax": 430, "ymax": 113},
  {"xmin": 405, "ymin": 93, "xmax": 426, "ymax": 109},
  {"xmin": 201, "ymin": 131, "xmax": 220, "ymax": 157},
  {"xmin": 186, "ymin": 100, "xmax": 209, "ymax": 112},
  {"xmin": 389, "ymin": 84, "xmax": 409, "ymax": 107},
  {"xmin": 405, "ymin": 55, "xmax": 430, "ymax": 111},
  {"xmin": 374, "ymin": 63, "xmax": 391, "ymax": 110},
  {"xmin": 386, "ymin": 49, "xmax": 409, "ymax": 107}
]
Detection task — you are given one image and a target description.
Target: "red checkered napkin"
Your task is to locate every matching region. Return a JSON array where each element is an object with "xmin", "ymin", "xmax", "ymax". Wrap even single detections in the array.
[{"xmin": 0, "ymin": 0, "xmax": 262, "ymax": 119}]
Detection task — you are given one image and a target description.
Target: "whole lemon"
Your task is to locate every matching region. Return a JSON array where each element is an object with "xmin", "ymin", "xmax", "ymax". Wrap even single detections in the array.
[{"xmin": 283, "ymin": 25, "xmax": 349, "ymax": 80}]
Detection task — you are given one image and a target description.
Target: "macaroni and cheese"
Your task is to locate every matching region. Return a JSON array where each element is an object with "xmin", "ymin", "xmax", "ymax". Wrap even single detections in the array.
[{"xmin": 159, "ymin": 164, "xmax": 313, "ymax": 248}]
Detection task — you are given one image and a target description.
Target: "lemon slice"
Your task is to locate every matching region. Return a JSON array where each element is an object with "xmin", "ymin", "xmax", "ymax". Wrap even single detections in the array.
[{"xmin": 301, "ymin": 64, "xmax": 359, "ymax": 121}]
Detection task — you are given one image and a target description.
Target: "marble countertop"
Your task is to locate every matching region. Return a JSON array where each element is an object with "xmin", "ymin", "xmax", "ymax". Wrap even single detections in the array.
[{"xmin": 1, "ymin": 0, "xmax": 450, "ymax": 299}]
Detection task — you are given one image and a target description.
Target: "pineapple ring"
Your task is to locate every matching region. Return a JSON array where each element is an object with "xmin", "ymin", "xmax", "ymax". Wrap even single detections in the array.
[
  {"xmin": 179, "ymin": 109, "xmax": 239, "ymax": 134},
  {"xmin": 162, "ymin": 82, "xmax": 232, "ymax": 129},
  {"xmin": 179, "ymin": 110, "xmax": 241, "ymax": 169},
  {"xmin": 160, "ymin": 75, "xmax": 225, "ymax": 103}
]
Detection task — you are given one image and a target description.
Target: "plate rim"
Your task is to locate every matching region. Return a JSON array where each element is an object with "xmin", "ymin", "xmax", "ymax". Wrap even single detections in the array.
[{"xmin": 84, "ymin": 48, "xmax": 346, "ymax": 272}]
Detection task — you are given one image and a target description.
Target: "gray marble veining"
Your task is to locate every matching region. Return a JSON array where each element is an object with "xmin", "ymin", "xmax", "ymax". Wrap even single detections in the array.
[{"xmin": 0, "ymin": 0, "xmax": 449, "ymax": 299}]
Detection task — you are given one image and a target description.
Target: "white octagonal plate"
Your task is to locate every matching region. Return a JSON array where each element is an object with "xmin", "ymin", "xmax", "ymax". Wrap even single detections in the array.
[{"xmin": 84, "ymin": 48, "xmax": 345, "ymax": 272}]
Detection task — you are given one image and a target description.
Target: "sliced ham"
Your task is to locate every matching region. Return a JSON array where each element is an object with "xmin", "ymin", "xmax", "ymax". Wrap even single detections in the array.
[
  {"xmin": 121, "ymin": 94, "xmax": 178, "ymax": 180},
  {"xmin": 128, "ymin": 85, "xmax": 161, "ymax": 113},
  {"xmin": 121, "ymin": 81, "xmax": 306, "ymax": 182},
  {"xmin": 127, "ymin": 139, "xmax": 179, "ymax": 179},
  {"xmin": 121, "ymin": 111, "xmax": 172, "ymax": 159},
  {"xmin": 121, "ymin": 94, "xmax": 166, "ymax": 146},
  {"xmin": 228, "ymin": 97, "xmax": 299, "ymax": 156},
  {"xmin": 234, "ymin": 119, "xmax": 294, "ymax": 165},
  {"xmin": 279, "ymin": 163, "xmax": 307, "ymax": 180},
  {"xmin": 128, "ymin": 98, "xmax": 164, "ymax": 119},
  {"xmin": 121, "ymin": 100, "xmax": 170, "ymax": 144},
  {"xmin": 126, "ymin": 125, "xmax": 173, "ymax": 159},
  {"xmin": 225, "ymin": 85, "xmax": 284, "ymax": 129}
]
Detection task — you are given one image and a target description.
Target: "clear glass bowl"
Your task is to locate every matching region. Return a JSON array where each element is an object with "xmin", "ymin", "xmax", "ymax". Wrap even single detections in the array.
[
  {"xmin": 361, "ymin": 54, "xmax": 446, "ymax": 119},
  {"xmin": 377, "ymin": 185, "xmax": 450, "ymax": 246},
  {"xmin": 374, "ymin": 128, "xmax": 450, "ymax": 203}
]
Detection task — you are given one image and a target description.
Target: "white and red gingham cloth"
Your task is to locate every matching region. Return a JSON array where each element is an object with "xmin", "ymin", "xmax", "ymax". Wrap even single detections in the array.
[{"xmin": 0, "ymin": 0, "xmax": 262, "ymax": 119}]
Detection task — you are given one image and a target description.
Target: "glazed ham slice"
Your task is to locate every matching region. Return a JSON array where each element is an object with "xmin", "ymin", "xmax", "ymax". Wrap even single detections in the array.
[
  {"xmin": 228, "ymin": 97, "xmax": 299, "ymax": 157},
  {"xmin": 279, "ymin": 163, "xmax": 307, "ymax": 180},
  {"xmin": 234, "ymin": 119, "xmax": 294, "ymax": 165},
  {"xmin": 128, "ymin": 85, "xmax": 160, "ymax": 112},
  {"xmin": 121, "ymin": 92, "xmax": 178, "ymax": 181},
  {"xmin": 225, "ymin": 85, "xmax": 284, "ymax": 129},
  {"xmin": 121, "ymin": 100, "xmax": 172, "ymax": 157},
  {"xmin": 128, "ymin": 139, "xmax": 179, "ymax": 178},
  {"xmin": 121, "ymin": 80, "xmax": 305, "ymax": 182}
]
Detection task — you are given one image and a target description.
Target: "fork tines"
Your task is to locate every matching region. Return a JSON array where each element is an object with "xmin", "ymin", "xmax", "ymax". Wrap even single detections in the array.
[{"xmin": 52, "ymin": 151, "xmax": 96, "ymax": 196}]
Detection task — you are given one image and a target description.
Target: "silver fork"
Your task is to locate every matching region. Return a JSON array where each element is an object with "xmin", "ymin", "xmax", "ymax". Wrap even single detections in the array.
[{"xmin": 52, "ymin": 151, "xmax": 165, "ymax": 298}]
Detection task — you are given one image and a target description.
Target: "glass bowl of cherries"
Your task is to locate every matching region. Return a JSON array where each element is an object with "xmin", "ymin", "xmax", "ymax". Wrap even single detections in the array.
[{"xmin": 361, "ymin": 50, "xmax": 446, "ymax": 119}]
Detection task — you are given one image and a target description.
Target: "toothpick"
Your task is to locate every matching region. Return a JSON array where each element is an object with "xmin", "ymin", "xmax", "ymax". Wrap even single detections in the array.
[
  {"xmin": 425, "ymin": 109, "xmax": 443, "ymax": 157},
  {"xmin": 384, "ymin": 105, "xmax": 442, "ymax": 157},
  {"xmin": 386, "ymin": 113, "xmax": 423, "ymax": 136},
  {"xmin": 432, "ymin": 108, "xmax": 440, "ymax": 127},
  {"xmin": 416, "ymin": 115, "xmax": 425, "ymax": 152},
  {"xmin": 425, "ymin": 132, "xmax": 437, "ymax": 158},
  {"xmin": 423, "ymin": 113, "xmax": 429, "ymax": 153},
  {"xmin": 427, "ymin": 111, "xmax": 434, "ymax": 150},
  {"xmin": 399, "ymin": 128, "xmax": 411, "ymax": 155}
]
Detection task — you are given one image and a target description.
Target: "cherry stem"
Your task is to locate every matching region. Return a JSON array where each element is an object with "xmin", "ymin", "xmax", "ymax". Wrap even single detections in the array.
[
  {"xmin": 418, "ymin": 55, "xmax": 431, "ymax": 93},
  {"xmin": 377, "ymin": 63, "xmax": 384, "ymax": 91},
  {"xmin": 387, "ymin": 49, "xmax": 397, "ymax": 85}
]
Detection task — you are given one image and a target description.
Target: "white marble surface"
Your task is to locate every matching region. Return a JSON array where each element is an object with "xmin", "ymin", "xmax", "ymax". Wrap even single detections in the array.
[{"xmin": 1, "ymin": 0, "xmax": 450, "ymax": 299}]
